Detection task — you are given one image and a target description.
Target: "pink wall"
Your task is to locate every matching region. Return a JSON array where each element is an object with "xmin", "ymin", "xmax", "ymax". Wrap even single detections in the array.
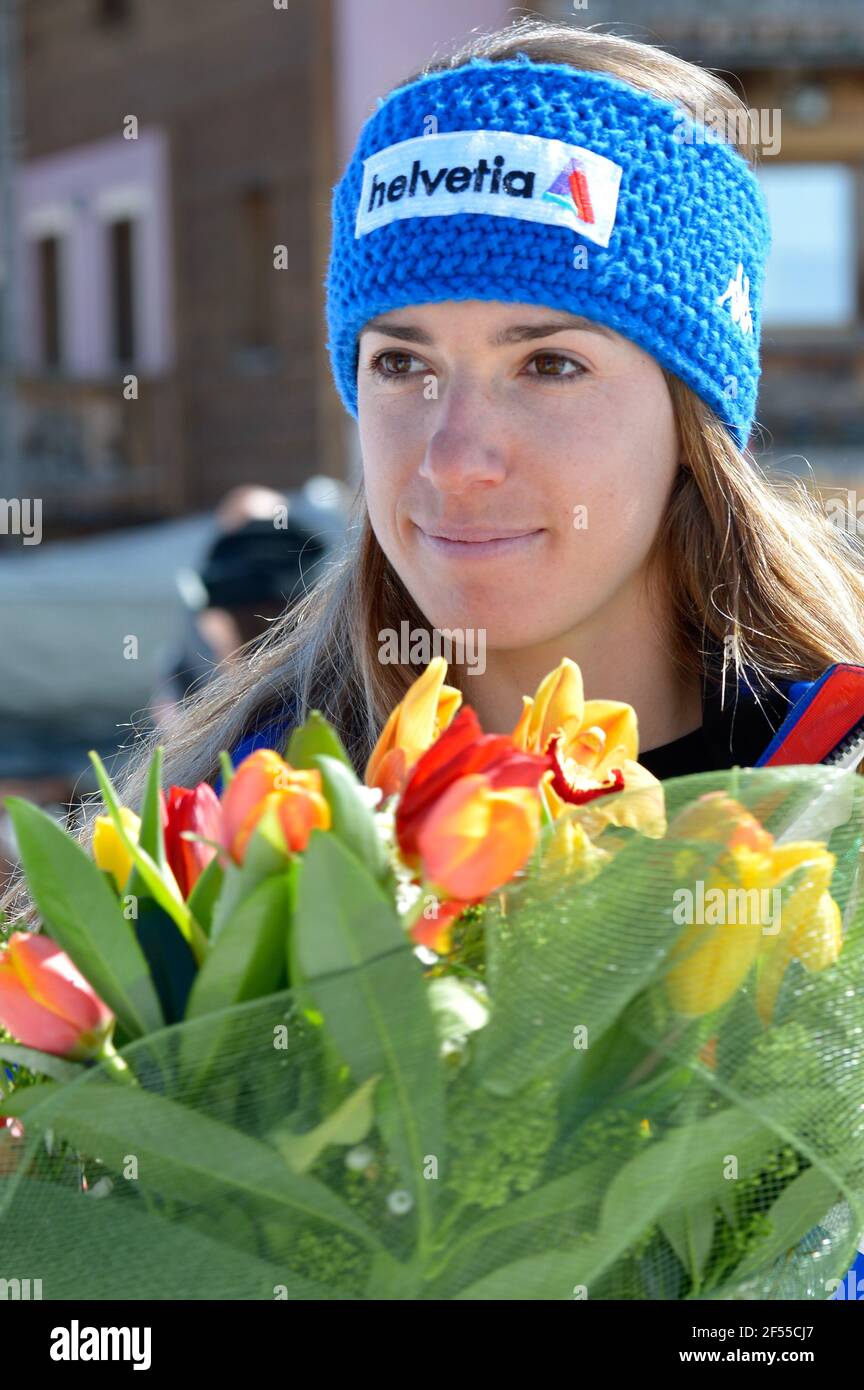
[
  {"xmin": 15, "ymin": 128, "xmax": 174, "ymax": 376},
  {"xmin": 334, "ymin": 0, "xmax": 510, "ymax": 169}
]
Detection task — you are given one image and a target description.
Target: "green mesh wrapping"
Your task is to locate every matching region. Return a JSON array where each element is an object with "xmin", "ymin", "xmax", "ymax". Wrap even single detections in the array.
[{"xmin": 1, "ymin": 765, "xmax": 863, "ymax": 1300}]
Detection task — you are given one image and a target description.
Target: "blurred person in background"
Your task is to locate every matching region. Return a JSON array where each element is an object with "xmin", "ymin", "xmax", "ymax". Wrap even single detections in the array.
[{"xmin": 150, "ymin": 482, "xmax": 339, "ymax": 725}]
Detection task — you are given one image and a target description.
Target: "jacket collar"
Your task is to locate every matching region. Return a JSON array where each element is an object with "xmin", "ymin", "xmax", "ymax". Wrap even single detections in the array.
[{"xmin": 700, "ymin": 657, "xmax": 795, "ymax": 769}]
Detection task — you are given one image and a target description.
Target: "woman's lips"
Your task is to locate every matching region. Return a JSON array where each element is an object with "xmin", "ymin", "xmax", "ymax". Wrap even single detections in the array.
[{"xmin": 415, "ymin": 524, "xmax": 545, "ymax": 558}]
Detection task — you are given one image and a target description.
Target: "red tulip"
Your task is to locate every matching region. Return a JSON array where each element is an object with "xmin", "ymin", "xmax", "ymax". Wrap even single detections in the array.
[
  {"xmin": 395, "ymin": 706, "xmax": 551, "ymax": 861},
  {"xmin": 0, "ymin": 932, "xmax": 114, "ymax": 1060},
  {"xmin": 163, "ymin": 783, "xmax": 223, "ymax": 896}
]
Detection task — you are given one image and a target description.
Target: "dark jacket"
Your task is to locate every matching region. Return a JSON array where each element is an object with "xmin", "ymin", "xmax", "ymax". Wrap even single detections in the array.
[{"xmin": 640, "ymin": 661, "xmax": 864, "ymax": 780}]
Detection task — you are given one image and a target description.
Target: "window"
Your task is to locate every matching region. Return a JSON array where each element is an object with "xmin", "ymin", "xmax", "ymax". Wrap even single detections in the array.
[
  {"xmin": 19, "ymin": 129, "xmax": 173, "ymax": 376},
  {"xmin": 37, "ymin": 235, "xmax": 62, "ymax": 367},
  {"xmin": 757, "ymin": 163, "xmax": 857, "ymax": 328},
  {"xmin": 110, "ymin": 217, "xmax": 136, "ymax": 363}
]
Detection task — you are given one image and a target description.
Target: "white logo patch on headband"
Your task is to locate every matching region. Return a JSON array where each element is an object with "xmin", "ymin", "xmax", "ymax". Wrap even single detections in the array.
[{"xmin": 355, "ymin": 130, "xmax": 622, "ymax": 249}]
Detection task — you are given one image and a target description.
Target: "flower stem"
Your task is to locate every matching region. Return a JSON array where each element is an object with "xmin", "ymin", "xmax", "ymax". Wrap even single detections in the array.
[{"xmin": 97, "ymin": 1037, "xmax": 137, "ymax": 1086}]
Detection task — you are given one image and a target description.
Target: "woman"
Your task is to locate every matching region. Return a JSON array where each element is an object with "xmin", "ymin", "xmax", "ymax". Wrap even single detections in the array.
[
  {"xmin": 3, "ymin": 13, "xmax": 864, "ymax": 1300},
  {"xmin": 2, "ymin": 18, "xmax": 857, "ymax": 851},
  {"xmin": 170, "ymin": 17, "xmax": 864, "ymax": 795}
]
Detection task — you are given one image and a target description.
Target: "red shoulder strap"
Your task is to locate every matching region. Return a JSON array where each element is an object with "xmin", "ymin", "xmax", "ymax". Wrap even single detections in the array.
[{"xmin": 756, "ymin": 664, "xmax": 864, "ymax": 768}]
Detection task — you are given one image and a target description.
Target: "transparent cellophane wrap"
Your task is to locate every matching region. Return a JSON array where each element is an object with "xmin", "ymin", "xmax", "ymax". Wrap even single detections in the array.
[{"xmin": 1, "ymin": 765, "xmax": 863, "ymax": 1300}]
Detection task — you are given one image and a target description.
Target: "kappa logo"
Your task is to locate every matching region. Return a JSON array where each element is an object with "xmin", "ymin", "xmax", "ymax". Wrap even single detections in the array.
[
  {"xmin": 716, "ymin": 261, "xmax": 753, "ymax": 336},
  {"xmin": 355, "ymin": 130, "xmax": 622, "ymax": 248}
]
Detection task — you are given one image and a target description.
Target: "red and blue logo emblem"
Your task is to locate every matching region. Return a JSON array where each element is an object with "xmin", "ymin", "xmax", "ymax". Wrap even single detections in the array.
[{"xmin": 542, "ymin": 158, "xmax": 595, "ymax": 225}]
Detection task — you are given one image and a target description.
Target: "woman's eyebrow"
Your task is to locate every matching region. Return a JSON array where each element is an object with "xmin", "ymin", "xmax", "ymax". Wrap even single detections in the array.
[
  {"xmin": 359, "ymin": 314, "xmax": 616, "ymax": 345},
  {"xmin": 360, "ymin": 319, "xmax": 433, "ymax": 343},
  {"xmin": 493, "ymin": 317, "xmax": 617, "ymax": 344}
]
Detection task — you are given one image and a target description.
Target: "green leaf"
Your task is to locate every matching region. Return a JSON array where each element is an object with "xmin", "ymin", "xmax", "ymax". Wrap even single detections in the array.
[
  {"xmin": 659, "ymin": 1198, "xmax": 716, "ymax": 1286},
  {"xmin": 3, "ymin": 798, "xmax": 163, "ymax": 1039},
  {"xmin": 208, "ymin": 814, "xmax": 288, "ymax": 945},
  {"xmin": 0, "ymin": 1180, "xmax": 328, "ymax": 1300},
  {"xmin": 286, "ymin": 711, "xmax": 353, "ymax": 772},
  {"xmin": 735, "ymin": 1165, "xmax": 841, "ymax": 1279},
  {"xmin": 186, "ymin": 870, "xmax": 294, "ymax": 1020},
  {"xmin": 293, "ymin": 831, "xmax": 444, "ymax": 1219},
  {"xmin": 218, "ymin": 750, "xmax": 234, "ymax": 790},
  {"xmin": 475, "ymin": 835, "xmax": 687, "ymax": 1095},
  {"xmin": 186, "ymin": 854, "xmax": 225, "ymax": 937},
  {"xmin": 313, "ymin": 755, "xmax": 390, "ymax": 886},
  {"xmin": 5, "ymin": 1075, "xmax": 380, "ymax": 1249},
  {"xmin": 133, "ymin": 900, "xmax": 198, "ymax": 1025},
  {"xmin": 0, "ymin": 1080, "xmax": 62, "ymax": 1118},
  {"xmin": 585, "ymin": 1098, "xmax": 819, "ymax": 1291},
  {"xmin": 454, "ymin": 1242, "xmax": 597, "ymax": 1300},
  {"xmin": 0, "ymin": 1043, "xmax": 83, "ymax": 1084},
  {"xmin": 128, "ymin": 747, "xmax": 168, "ymax": 893},
  {"xmin": 182, "ymin": 870, "xmax": 294, "ymax": 1094},
  {"xmin": 88, "ymin": 752, "xmax": 208, "ymax": 965},
  {"xmin": 364, "ymin": 1249, "xmax": 423, "ymax": 1300},
  {"xmin": 425, "ymin": 1156, "xmax": 609, "ymax": 1294},
  {"xmin": 271, "ymin": 1074, "xmax": 380, "ymax": 1174},
  {"xmin": 717, "ymin": 1186, "xmax": 737, "ymax": 1230}
]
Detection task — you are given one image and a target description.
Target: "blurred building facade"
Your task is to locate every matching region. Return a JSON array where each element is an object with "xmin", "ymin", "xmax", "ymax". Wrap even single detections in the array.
[
  {"xmin": 8, "ymin": 0, "xmax": 339, "ymax": 534},
  {"xmin": 4, "ymin": 0, "xmax": 864, "ymax": 540}
]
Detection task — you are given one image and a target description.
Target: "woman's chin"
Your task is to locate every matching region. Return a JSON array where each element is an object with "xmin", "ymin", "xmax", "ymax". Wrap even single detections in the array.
[{"xmin": 420, "ymin": 607, "xmax": 564, "ymax": 652}]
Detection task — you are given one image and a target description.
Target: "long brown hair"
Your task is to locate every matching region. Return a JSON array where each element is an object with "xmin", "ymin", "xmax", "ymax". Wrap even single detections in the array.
[{"xmin": 4, "ymin": 16, "xmax": 864, "ymax": 921}]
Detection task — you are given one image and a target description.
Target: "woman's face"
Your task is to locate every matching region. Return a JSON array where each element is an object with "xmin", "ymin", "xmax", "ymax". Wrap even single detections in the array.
[{"xmin": 357, "ymin": 300, "xmax": 680, "ymax": 650}]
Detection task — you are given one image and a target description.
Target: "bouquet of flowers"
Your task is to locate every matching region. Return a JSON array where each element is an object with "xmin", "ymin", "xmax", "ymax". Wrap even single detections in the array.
[{"xmin": 1, "ymin": 658, "xmax": 863, "ymax": 1300}]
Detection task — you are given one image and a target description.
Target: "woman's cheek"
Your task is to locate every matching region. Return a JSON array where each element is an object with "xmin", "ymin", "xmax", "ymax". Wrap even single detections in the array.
[{"xmin": 363, "ymin": 464, "xmax": 414, "ymax": 580}]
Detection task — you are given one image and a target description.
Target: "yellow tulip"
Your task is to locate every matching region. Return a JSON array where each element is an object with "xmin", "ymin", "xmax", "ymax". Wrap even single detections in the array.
[
  {"xmin": 512, "ymin": 657, "xmax": 588, "ymax": 753},
  {"xmin": 365, "ymin": 656, "xmax": 462, "ymax": 797},
  {"xmin": 665, "ymin": 869, "xmax": 767, "ymax": 1017},
  {"xmin": 512, "ymin": 658, "xmax": 666, "ymax": 836},
  {"xmin": 755, "ymin": 849, "xmax": 842, "ymax": 1024},
  {"xmin": 665, "ymin": 794, "xmax": 842, "ymax": 1021},
  {"xmin": 92, "ymin": 807, "xmax": 141, "ymax": 891}
]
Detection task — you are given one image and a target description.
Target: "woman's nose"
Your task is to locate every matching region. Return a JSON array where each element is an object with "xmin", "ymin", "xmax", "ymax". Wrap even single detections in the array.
[{"xmin": 418, "ymin": 399, "xmax": 507, "ymax": 493}]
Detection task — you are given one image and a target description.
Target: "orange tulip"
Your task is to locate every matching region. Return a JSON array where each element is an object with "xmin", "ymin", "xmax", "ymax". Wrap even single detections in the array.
[
  {"xmin": 416, "ymin": 773, "xmax": 541, "ymax": 902},
  {"xmin": 220, "ymin": 749, "xmax": 330, "ymax": 863},
  {"xmin": 0, "ymin": 932, "xmax": 114, "ymax": 1060},
  {"xmin": 365, "ymin": 657, "xmax": 462, "ymax": 797},
  {"xmin": 512, "ymin": 658, "xmax": 665, "ymax": 835}
]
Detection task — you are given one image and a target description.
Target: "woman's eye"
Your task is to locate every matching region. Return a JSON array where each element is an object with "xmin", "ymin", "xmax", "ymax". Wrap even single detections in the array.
[
  {"xmin": 525, "ymin": 352, "xmax": 586, "ymax": 381},
  {"xmin": 368, "ymin": 349, "xmax": 424, "ymax": 380}
]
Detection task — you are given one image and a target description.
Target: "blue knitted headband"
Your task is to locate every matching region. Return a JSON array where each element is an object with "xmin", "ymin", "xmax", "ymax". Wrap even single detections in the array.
[{"xmin": 325, "ymin": 56, "xmax": 772, "ymax": 450}]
